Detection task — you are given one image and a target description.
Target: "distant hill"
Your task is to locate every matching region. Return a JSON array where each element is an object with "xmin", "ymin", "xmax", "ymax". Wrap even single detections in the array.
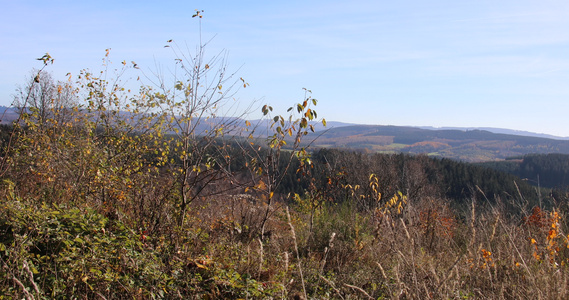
[
  {"xmin": 4, "ymin": 105, "xmax": 568, "ymax": 162},
  {"xmin": 419, "ymin": 126, "xmax": 569, "ymax": 141},
  {"xmin": 0, "ymin": 106, "xmax": 18, "ymax": 124},
  {"xmin": 312, "ymin": 125, "xmax": 569, "ymax": 162}
]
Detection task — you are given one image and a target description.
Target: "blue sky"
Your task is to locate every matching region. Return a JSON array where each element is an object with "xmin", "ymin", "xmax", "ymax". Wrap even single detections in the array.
[{"xmin": 2, "ymin": 1, "xmax": 569, "ymax": 136}]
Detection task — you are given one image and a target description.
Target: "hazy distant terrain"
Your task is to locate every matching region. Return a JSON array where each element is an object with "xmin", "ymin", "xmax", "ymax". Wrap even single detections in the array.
[
  {"xmin": 3, "ymin": 105, "xmax": 568, "ymax": 162},
  {"xmin": 312, "ymin": 125, "xmax": 569, "ymax": 162}
]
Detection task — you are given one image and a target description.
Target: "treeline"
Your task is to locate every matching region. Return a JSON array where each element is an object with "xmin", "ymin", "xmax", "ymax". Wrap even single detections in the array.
[
  {"xmin": 480, "ymin": 153, "xmax": 569, "ymax": 189},
  {"xmin": 276, "ymin": 149, "xmax": 542, "ymax": 210},
  {"xmin": 0, "ymin": 122, "xmax": 544, "ymax": 211}
]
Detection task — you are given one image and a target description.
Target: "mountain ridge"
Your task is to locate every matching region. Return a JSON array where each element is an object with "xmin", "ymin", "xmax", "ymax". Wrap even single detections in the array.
[
  {"xmin": 2, "ymin": 105, "xmax": 567, "ymax": 162},
  {"xmin": 311, "ymin": 124, "xmax": 569, "ymax": 162},
  {"xmin": 2, "ymin": 105, "xmax": 566, "ymax": 140}
]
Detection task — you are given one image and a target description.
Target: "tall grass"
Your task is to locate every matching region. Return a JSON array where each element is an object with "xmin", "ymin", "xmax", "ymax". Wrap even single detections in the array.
[{"xmin": 3, "ymin": 178, "xmax": 569, "ymax": 298}]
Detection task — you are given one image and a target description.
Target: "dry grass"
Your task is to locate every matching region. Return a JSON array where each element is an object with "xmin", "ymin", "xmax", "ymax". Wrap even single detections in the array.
[{"xmin": 165, "ymin": 193, "xmax": 569, "ymax": 299}]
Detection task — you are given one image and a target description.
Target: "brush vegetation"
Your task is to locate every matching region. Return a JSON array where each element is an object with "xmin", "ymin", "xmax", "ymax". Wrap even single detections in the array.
[{"xmin": 2, "ymin": 43, "xmax": 569, "ymax": 300}]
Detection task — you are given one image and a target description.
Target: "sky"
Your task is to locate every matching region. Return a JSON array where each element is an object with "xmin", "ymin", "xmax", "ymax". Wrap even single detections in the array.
[{"xmin": 2, "ymin": 0, "xmax": 569, "ymax": 136}]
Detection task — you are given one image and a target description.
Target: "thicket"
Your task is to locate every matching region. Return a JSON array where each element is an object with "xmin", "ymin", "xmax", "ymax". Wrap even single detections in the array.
[{"xmin": 3, "ymin": 22, "xmax": 569, "ymax": 299}]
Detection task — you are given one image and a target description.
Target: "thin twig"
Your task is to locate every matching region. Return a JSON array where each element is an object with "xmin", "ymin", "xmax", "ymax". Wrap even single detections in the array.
[
  {"xmin": 343, "ymin": 283, "xmax": 373, "ymax": 299},
  {"xmin": 12, "ymin": 276, "xmax": 34, "ymax": 300},
  {"xmin": 22, "ymin": 261, "xmax": 40, "ymax": 297},
  {"xmin": 436, "ymin": 253, "xmax": 463, "ymax": 292},
  {"xmin": 287, "ymin": 206, "xmax": 307, "ymax": 299},
  {"xmin": 319, "ymin": 275, "xmax": 344, "ymax": 300}
]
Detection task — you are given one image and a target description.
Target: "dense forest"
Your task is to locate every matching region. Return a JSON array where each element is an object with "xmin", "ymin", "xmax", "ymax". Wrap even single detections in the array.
[
  {"xmin": 3, "ymin": 51, "xmax": 569, "ymax": 299},
  {"xmin": 479, "ymin": 153, "xmax": 569, "ymax": 189}
]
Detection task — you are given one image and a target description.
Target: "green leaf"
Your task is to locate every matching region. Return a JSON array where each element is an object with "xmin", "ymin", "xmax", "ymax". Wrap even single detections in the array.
[{"xmin": 90, "ymin": 268, "xmax": 103, "ymax": 276}]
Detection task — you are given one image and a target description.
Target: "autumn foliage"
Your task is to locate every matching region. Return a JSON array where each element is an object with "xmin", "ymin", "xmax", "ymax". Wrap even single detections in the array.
[{"xmin": 2, "ymin": 48, "xmax": 569, "ymax": 299}]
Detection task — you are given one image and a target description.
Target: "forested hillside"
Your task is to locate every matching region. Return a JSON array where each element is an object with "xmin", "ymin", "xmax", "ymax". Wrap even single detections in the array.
[
  {"xmin": 275, "ymin": 149, "xmax": 541, "ymax": 207},
  {"xmin": 313, "ymin": 125, "xmax": 569, "ymax": 162},
  {"xmin": 479, "ymin": 153, "xmax": 569, "ymax": 189}
]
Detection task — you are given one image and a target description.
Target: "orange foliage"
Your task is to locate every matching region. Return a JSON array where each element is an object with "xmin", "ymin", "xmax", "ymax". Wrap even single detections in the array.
[
  {"xmin": 524, "ymin": 207, "xmax": 550, "ymax": 228},
  {"xmin": 419, "ymin": 209, "xmax": 456, "ymax": 238}
]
